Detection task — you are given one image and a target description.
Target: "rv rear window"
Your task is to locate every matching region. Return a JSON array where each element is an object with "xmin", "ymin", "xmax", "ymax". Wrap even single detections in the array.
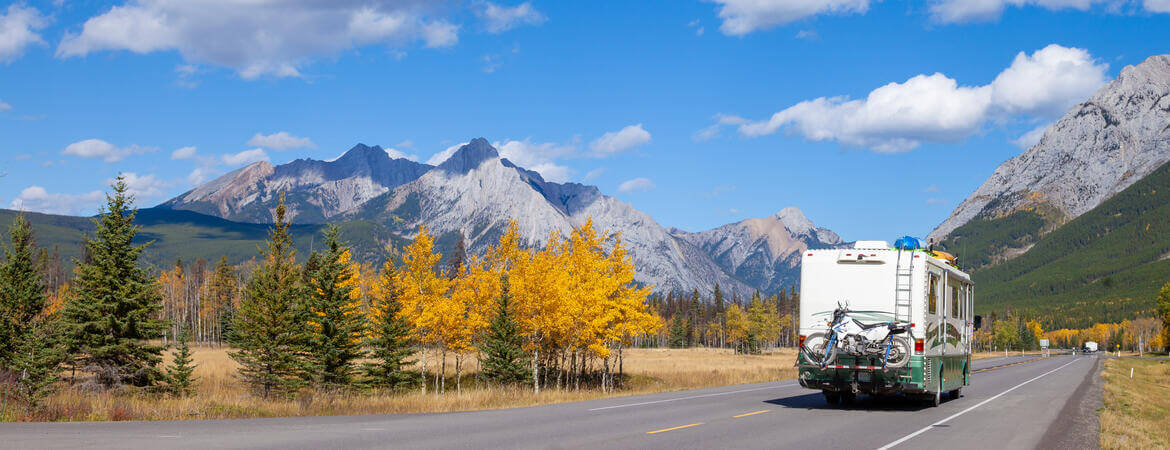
[
  {"xmin": 951, "ymin": 282, "xmax": 959, "ymax": 318},
  {"xmin": 928, "ymin": 275, "xmax": 938, "ymax": 315}
]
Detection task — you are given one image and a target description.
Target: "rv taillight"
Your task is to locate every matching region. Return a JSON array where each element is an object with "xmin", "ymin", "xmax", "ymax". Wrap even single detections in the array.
[
  {"xmin": 799, "ymin": 335, "xmax": 806, "ymax": 348},
  {"xmin": 914, "ymin": 339, "xmax": 924, "ymax": 353}
]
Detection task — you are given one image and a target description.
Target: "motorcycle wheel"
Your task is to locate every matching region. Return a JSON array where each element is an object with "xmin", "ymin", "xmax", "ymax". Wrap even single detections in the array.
[
  {"xmin": 884, "ymin": 338, "xmax": 911, "ymax": 368},
  {"xmin": 802, "ymin": 333, "xmax": 836, "ymax": 365}
]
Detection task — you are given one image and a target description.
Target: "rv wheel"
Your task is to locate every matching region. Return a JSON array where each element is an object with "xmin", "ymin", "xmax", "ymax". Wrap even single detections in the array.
[
  {"xmin": 929, "ymin": 388, "xmax": 941, "ymax": 407},
  {"xmin": 949, "ymin": 388, "xmax": 961, "ymax": 399}
]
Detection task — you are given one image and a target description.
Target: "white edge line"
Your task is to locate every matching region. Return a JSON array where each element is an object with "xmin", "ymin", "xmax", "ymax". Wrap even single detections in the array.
[
  {"xmin": 876, "ymin": 357, "xmax": 1083, "ymax": 450},
  {"xmin": 587, "ymin": 383, "xmax": 797, "ymax": 411}
]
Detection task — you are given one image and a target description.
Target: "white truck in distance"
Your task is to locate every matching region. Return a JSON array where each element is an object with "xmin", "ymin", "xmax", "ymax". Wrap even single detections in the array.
[{"xmin": 1083, "ymin": 341, "xmax": 1099, "ymax": 353}]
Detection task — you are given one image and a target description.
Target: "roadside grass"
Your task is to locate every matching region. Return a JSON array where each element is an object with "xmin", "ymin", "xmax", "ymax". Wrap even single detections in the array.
[
  {"xmin": 1100, "ymin": 357, "xmax": 1170, "ymax": 449},
  {"xmin": 1, "ymin": 347, "xmax": 796, "ymax": 422}
]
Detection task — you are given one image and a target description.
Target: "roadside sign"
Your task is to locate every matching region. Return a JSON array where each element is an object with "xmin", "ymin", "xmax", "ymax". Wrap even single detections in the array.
[{"xmin": 1039, "ymin": 339, "xmax": 1049, "ymax": 349}]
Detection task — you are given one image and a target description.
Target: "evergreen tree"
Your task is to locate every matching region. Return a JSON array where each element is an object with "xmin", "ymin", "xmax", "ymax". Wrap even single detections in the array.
[
  {"xmin": 9, "ymin": 318, "xmax": 65, "ymax": 407},
  {"xmin": 304, "ymin": 226, "xmax": 367, "ymax": 389},
  {"xmin": 480, "ymin": 276, "xmax": 529, "ymax": 384},
  {"xmin": 668, "ymin": 314, "xmax": 688, "ymax": 348},
  {"xmin": 166, "ymin": 329, "xmax": 198, "ymax": 397},
  {"xmin": 0, "ymin": 214, "xmax": 46, "ymax": 367},
  {"xmin": 364, "ymin": 259, "xmax": 416, "ymax": 390},
  {"xmin": 229, "ymin": 193, "xmax": 309, "ymax": 398},
  {"xmin": 207, "ymin": 255, "xmax": 237, "ymax": 345},
  {"xmin": 1157, "ymin": 283, "xmax": 1170, "ymax": 352},
  {"xmin": 62, "ymin": 177, "xmax": 166, "ymax": 388}
]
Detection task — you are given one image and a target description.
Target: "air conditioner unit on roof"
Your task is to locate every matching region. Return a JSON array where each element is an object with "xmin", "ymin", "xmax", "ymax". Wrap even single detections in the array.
[{"xmin": 854, "ymin": 240, "xmax": 889, "ymax": 249}]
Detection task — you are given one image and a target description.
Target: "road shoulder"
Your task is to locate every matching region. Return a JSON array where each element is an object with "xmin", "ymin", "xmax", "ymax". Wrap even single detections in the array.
[{"xmin": 1038, "ymin": 356, "xmax": 1102, "ymax": 450}]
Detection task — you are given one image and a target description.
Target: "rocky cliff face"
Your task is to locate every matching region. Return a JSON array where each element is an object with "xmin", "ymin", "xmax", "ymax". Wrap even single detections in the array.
[
  {"xmin": 671, "ymin": 207, "xmax": 844, "ymax": 292},
  {"xmin": 161, "ymin": 144, "xmax": 432, "ymax": 223},
  {"xmin": 351, "ymin": 139, "xmax": 756, "ymax": 294},
  {"xmin": 930, "ymin": 55, "xmax": 1170, "ymax": 242}
]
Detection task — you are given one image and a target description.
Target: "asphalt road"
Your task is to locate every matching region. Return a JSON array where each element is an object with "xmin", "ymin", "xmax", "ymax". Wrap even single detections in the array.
[{"xmin": 0, "ymin": 354, "xmax": 1101, "ymax": 449}]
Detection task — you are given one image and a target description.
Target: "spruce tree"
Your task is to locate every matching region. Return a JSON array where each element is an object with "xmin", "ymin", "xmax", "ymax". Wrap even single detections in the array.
[
  {"xmin": 62, "ymin": 177, "xmax": 166, "ymax": 388},
  {"xmin": 229, "ymin": 193, "xmax": 309, "ymax": 398},
  {"xmin": 363, "ymin": 261, "xmax": 416, "ymax": 390},
  {"xmin": 304, "ymin": 226, "xmax": 367, "ymax": 389},
  {"xmin": 668, "ymin": 314, "xmax": 688, "ymax": 348},
  {"xmin": 207, "ymin": 255, "xmax": 237, "ymax": 345},
  {"xmin": 0, "ymin": 214, "xmax": 65, "ymax": 406},
  {"xmin": 166, "ymin": 329, "xmax": 198, "ymax": 397},
  {"xmin": 480, "ymin": 277, "xmax": 529, "ymax": 384},
  {"xmin": 0, "ymin": 214, "xmax": 46, "ymax": 367}
]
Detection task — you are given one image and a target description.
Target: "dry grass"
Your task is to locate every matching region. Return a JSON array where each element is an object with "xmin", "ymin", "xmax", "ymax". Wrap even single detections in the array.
[
  {"xmin": 1, "ymin": 346, "xmax": 796, "ymax": 422},
  {"xmin": 1100, "ymin": 357, "xmax": 1170, "ymax": 449}
]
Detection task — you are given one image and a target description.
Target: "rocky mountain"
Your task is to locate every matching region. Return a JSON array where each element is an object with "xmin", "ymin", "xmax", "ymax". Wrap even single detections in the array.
[
  {"xmin": 161, "ymin": 144, "xmax": 432, "ymax": 223},
  {"xmin": 670, "ymin": 207, "xmax": 843, "ymax": 293},
  {"xmin": 346, "ymin": 138, "xmax": 756, "ymax": 294},
  {"xmin": 929, "ymin": 54, "xmax": 1170, "ymax": 244}
]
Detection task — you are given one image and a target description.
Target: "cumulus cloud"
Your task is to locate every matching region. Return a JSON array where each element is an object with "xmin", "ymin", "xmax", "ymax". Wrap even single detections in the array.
[
  {"xmin": 929, "ymin": 0, "xmax": 1099, "ymax": 23},
  {"xmin": 62, "ymin": 138, "xmax": 157, "ymax": 162},
  {"xmin": 57, "ymin": 0, "xmax": 463, "ymax": 79},
  {"xmin": 112, "ymin": 172, "xmax": 171, "ymax": 198},
  {"xmin": 0, "ymin": 100, "xmax": 10, "ymax": 112},
  {"xmin": 187, "ymin": 166, "xmax": 215, "ymax": 185},
  {"xmin": 247, "ymin": 131, "xmax": 316, "ymax": 151},
  {"xmin": 171, "ymin": 145, "xmax": 197, "ymax": 159},
  {"xmin": 425, "ymin": 142, "xmax": 467, "ymax": 165},
  {"xmin": 495, "ymin": 138, "xmax": 577, "ymax": 182},
  {"xmin": 9, "ymin": 186, "xmax": 105, "ymax": 215},
  {"xmin": 589, "ymin": 124, "xmax": 652, "ymax": 156},
  {"xmin": 618, "ymin": 177, "xmax": 655, "ymax": 193},
  {"xmin": 222, "ymin": 148, "xmax": 269, "ymax": 166},
  {"xmin": 709, "ymin": 44, "xmax": 1107, "ymax": 153},
  {"xmin": 0, "ymin": 4, "xmax": 47, "ymax": 64},
  {"xmin": 1148, "ymin": 0, "xmax": 1170, "ymax": 13},
  {"xmin": 711, "ymin": 0, "xmax": 870, "ymax": 36},
  {"xmin": 1011, "ymin": 122, "xmax": 1051, "ymax": 149},
  {"xmin": 384, "ymin": 147, "xmax": 419, "ymax": 161},
  {"xmin": 479, "ymin": 2, "xmax": 546, "ymax": 33}
]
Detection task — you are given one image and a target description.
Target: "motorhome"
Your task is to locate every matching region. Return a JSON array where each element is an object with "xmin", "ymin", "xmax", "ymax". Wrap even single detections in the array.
[{"xmin": 797, "ymin": 239, "xmax": 974, "ymax": 407}]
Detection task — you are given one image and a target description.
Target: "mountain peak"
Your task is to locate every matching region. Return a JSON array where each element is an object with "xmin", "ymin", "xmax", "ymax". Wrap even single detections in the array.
[
  {"xmin": 438, "ymin": 138, "xmax": 499, "ymax": 173},
  {"xmin": 335, "ymin": 143, "xmax": 388, "ymax": 163},
  {"xmin": 773, "ymin": 206, "xmax": 814, "ymax": 235}
]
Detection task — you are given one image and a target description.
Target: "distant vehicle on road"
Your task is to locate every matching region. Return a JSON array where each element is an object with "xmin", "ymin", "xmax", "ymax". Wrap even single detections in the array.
[
  {"xmin": 1083, "ymin": 341, "xmax": 1098, "ymax": 353},
  {"xmin": 798, "ymin": 238, "xmax": 974, "ymax": 407}
]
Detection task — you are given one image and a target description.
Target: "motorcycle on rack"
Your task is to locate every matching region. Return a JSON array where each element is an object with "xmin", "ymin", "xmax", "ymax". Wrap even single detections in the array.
[{"xmin": 801, "ymin": 304, "xmax": 912, "ymax": 369}]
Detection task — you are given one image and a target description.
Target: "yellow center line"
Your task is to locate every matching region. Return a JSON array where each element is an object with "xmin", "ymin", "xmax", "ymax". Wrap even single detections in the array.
[
  {"xmin": 646, "ymin": 423, "xmax": 705, "ymax": 434},
  {"xmin": 733, "ymin": 409, "xmax": 771, "ymax": 418}
]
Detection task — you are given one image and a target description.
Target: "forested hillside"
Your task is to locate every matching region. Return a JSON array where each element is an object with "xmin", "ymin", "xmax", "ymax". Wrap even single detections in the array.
[{"xmin": 971, "ymin": 160, "xmax": 1170, "ymax": 329}]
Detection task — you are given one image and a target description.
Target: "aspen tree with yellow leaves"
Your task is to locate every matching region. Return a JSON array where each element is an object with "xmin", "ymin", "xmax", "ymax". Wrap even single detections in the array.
[{"xmin": 395, "ymin": 225, "xmax": 448, "ymax": 394}]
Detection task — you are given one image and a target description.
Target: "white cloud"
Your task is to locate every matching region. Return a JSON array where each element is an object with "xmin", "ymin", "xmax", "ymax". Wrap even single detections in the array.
[
  {"xmin": 62, "ymin": 138, "xmax": 157, "ymax": 162},
  {"xmin": 9, "ymin": 186, "xmax": 104, "ymax": 215},
  {"xmin": 425, "ymin": 142, "xmax": 467, "ymax": 165},
  {"xmin": 0, "ymin": 100, "xmax": 10, "ymax": 111},
  {"xmin": 583, "ymin": 168, "xmax": 605, "ymax": 182},
  {"xmin": 711, "ymin": 44, "xmax": 1107, "ymax": 153},
  {"xmin": 930, "ymin": 0, "xmax": 1102, "ymax": 23},
  {"xmin": 384, "ymin": 147, "xmax": 419, "ymax": 161},
  {"xmin": 923, "ymin": 184, "xmax": 940, "ymax": 193},
  {"xmin": 57, "ymin": 1, "xmax": 462, "ymax": 79},
  {"xmin": 618, "ymin": 177, "xmax": 655, "ymax": 193},
  {"xmin": 795, "ymin": 29, "xmax": 820, "ymax": 40},
  {"xmin": 247, "ymin": 131, "xmax": 316, "ymax": 151},
  {"xmin": 989, "ymin": 44, "xmax": 1108, "ymax": 118},
  {"xmin": 187, "ymin": 166, "xmax": 215, "ymax": 185},
  {"xmin": 222, "ymin": 148, "xmax": 269, "ymax": 166},
  {"xmin": 479, "ymin": 2, "xmax": 546, "ymax": 33},
  {"xmin": 711, "ymin": 0, "xmax": 870, "ymax": 36},
  {"xmin": 590, "ymin": 124, "xmax": 652, "ymax": 156},
  {"xmin": 171, "ymin": 145, "xmax": 197, "ymax": 159},
  {"xmin": 0, "ymin": 4, "xmax": 47, "ymax": 64},
  {"xmin": 495, "ymin": 138, "xmax": 577, "ymax": 182},
  {"xmin": 1011, "ymin": 122, "xmax": 1051, "ymax": 149},
  {"xmin": 112, "ymin": 172, "xmax": 171, "ymax": 198},
  {"xmin": 687, "ymin": 19, "xmax": 705, "ymax": 36},
  {"xmin": 1148, "ymin": 0, "xmax": 1170, "ymax": 13}
]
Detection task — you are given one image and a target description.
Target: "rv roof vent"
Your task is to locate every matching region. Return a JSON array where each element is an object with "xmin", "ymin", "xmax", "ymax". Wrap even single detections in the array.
[{"xmin": 854, "ymin": 240, "xmax": 889, "ymax": 249}]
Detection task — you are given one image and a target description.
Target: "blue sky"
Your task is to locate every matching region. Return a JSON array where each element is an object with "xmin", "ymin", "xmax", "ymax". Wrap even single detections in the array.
[{"xmin": 1, "ymin": 0, "xmax": 1168, "ymax": 241}]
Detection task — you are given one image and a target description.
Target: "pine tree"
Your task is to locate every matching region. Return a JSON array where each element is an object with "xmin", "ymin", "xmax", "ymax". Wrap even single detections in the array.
[
  {"xmin": 364, "ymin": 258, "xmax": 416, "ymax": 390},
  {"xmin": 206, "ymin": 255, "xmax": 237, "ymax": 345},
  {"xmin": 9, "ymin": 318, "xmax": 65, "ymax": 407},
  {"xmin": 480, "ymin": 276, "xmax": 529, "ymax": 384},
  {"xmin": 668, "ymin": 314, "xmax": 688, "ymax": 348},
  {"xmin": 62, "ymin": 177, "xmax": 166, "ymax": 388},
  {"xmin": 229, "ymin": 193, "xmax": 309, "ymax": 398},
  {"xmin": 166, "ymin": 329, "xmax": 198, "ymax": 397},
  {"xmin": 304, "ymin": 226, "xmax": 367, "ymax": 389}
]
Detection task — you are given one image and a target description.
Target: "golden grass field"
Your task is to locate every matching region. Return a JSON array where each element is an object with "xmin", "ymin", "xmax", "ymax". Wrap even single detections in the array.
[
  {"xmin": 2, "ymin": 347, "xmax": 797, "ymax": 422},
  {"xmin": 1099, "ymin": 357, "xmax": 1170, "ymax": 449}
]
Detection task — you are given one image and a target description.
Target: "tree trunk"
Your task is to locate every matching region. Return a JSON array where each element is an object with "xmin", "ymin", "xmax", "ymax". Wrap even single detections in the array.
[
  {"xmin": 618, "ymin": 345, "xmax": 624, "ymax": 389},
  {"xmin": 456, "ymin": 354, "xmax": 462, "ymax": 394},
  {"xmin": 439, "ymin": 349, "xmax": 447, "ymax": 394},
  {"xmin": 532, "ymin": 349, "xmax": 540, "ymax": 394},
  {"xmin": 420, "ymin": 347, "xmax": 428, "ymax": 395}
]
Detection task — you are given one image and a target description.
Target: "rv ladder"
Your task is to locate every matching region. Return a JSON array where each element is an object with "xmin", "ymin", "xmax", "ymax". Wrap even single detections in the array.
[{"xmin": 894, "ymin": 249, "xmax": 914, "ymax": 323}]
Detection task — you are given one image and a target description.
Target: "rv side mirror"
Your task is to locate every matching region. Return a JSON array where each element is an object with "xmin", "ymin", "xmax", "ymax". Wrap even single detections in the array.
[{"xmin": 974, "ymin": 315, "xmax": 983, "ymax": 331}]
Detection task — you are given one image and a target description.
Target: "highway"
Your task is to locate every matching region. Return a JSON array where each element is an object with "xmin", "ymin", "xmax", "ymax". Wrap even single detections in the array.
[{"xmin": 0, "ymin": 354, "xmax": 1102, "ymax": 449}]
